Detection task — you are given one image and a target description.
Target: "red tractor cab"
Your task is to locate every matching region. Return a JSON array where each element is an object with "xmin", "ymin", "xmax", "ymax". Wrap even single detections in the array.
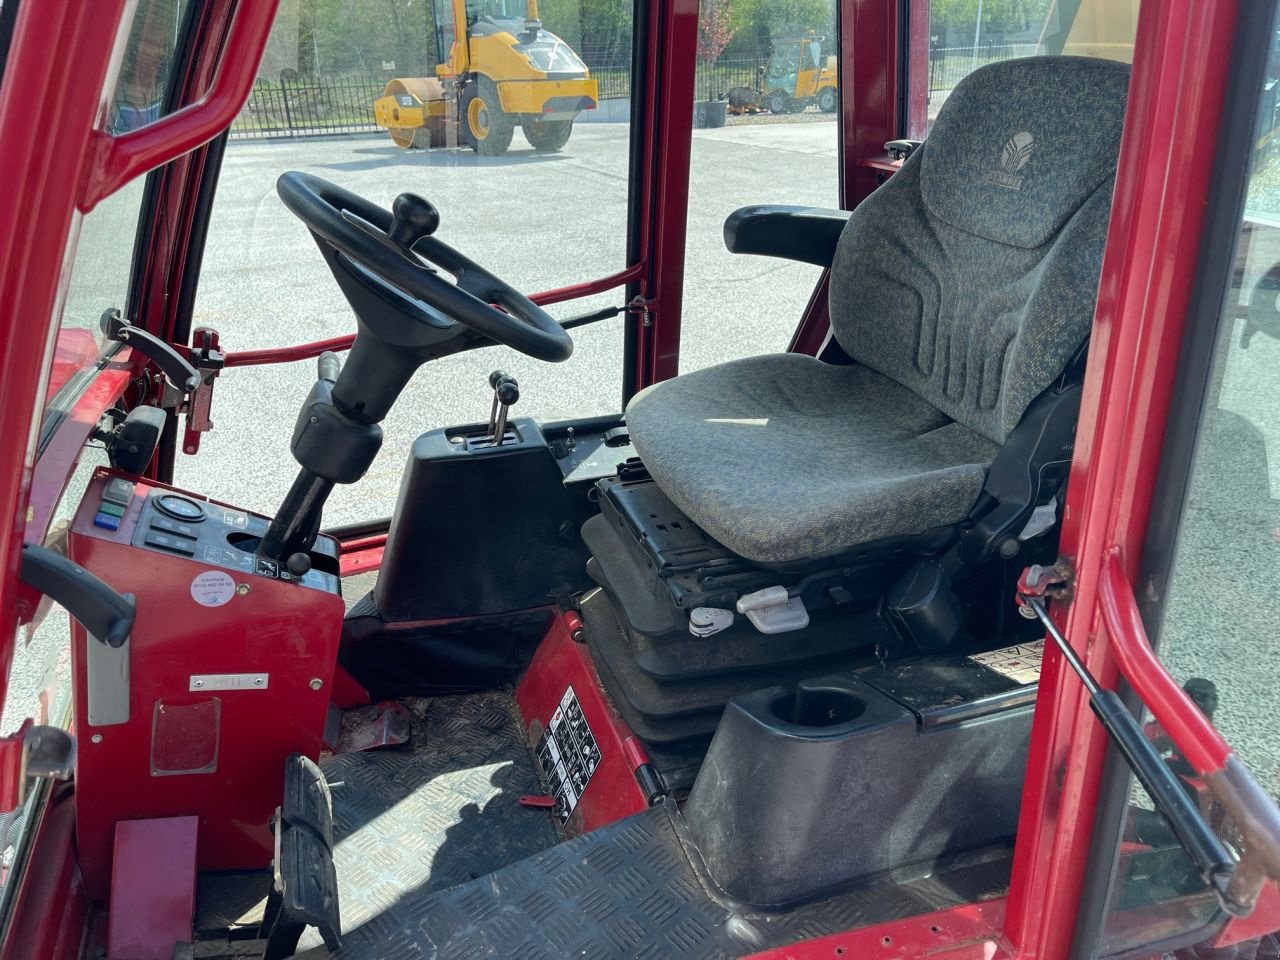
[{"xmin": 0, "ymin": 0, "xmax": 1279, "ymax": 957}]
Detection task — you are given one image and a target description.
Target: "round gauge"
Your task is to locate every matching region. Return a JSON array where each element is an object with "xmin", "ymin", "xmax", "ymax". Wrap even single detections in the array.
[{"xmin": 155, "ymin": 494, "xmax": 206, "ymax": 522}]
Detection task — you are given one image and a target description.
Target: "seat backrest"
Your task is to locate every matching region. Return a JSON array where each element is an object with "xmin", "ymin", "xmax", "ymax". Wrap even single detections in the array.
[{"xmin": 828, "ymin": 56, "xmax": 1130, "ymax": 445}]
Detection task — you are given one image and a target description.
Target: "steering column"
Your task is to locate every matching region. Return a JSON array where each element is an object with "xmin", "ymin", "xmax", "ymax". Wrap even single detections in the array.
[{"xmin": 258, "ymin": 173, "xmax": 573, "ymax": 565}]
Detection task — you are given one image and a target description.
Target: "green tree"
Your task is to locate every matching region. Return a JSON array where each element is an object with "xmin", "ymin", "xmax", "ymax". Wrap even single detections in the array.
[
  {"xmin": 697, "ymin": 0, "xmax": 735, "ymax": 65},
  {"xmin": 928, "ymin": 0, "xmax": 1053, "ymax": 42},
  {"xmin": 728, "ymin": 0, "xmax": 834, "ymax": 57}
]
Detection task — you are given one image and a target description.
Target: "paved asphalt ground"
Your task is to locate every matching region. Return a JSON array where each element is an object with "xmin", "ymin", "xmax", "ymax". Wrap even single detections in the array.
[
  {"xmin": 7, "ymin": 118, "xmax": 1277, "ymax": 840},
  {"xmin": 175, "ymin": 121, "xmax": 835, "ymax": 523}
]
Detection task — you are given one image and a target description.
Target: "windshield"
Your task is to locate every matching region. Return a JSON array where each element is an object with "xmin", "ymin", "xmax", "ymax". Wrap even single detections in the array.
[{"xmin": 466, "ymin": 0, "xmax": 526, "ymax": 24}]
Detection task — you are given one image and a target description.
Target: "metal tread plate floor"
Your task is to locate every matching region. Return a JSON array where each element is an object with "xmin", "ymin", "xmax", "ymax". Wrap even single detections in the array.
[
  {"xmin": 300, "ymin": 800, "xmax": 1011, "ymax": 959},
  {"xmin": 295, "ymin": 690, "xmax": 560, "ymax": 950}
]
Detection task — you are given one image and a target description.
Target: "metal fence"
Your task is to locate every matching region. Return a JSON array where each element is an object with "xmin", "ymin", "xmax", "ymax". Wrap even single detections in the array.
[
  {"xmin": 231, "ymin": 75, "xmax": 390, "ymax": 139},
  {"xmin": 928, "ymin": 43, "xmax": 1039, "ymax": 96},
  {"xmin": 226, "ymin": 45, "xmax": 1039, "ymax": 141}
]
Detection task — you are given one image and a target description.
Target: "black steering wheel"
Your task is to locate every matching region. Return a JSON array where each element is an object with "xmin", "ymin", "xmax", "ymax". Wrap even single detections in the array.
[{"xmin": 276, "ymin": 171, "xmax": 573, "ymax": 363}]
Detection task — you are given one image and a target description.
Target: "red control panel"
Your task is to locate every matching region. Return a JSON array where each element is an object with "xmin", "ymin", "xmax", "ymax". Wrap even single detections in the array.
[{"xmin": 68, "ymin": 470, "xmax": 345, "ymax": 898}]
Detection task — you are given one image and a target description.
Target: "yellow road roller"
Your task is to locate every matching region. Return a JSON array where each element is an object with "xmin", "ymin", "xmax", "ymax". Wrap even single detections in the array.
[{"xmin": 373, "ymin": 0, "xmax": 599, "ymax": 156}]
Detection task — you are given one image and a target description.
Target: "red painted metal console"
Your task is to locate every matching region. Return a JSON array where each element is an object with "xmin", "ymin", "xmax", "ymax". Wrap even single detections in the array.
[
  {"xmin": 515, "ymin": 612, "xmax": 650, "ymax": 834},
  {"xmin": 67, "ymin": 469, "xmax": 344, "ymax": 898}
]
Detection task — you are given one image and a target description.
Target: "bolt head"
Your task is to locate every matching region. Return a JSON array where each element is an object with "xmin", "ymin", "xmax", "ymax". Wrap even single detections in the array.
[
  {"xmin": 91, "ymin": 734, "xmax": 103, "ymax": 744},
  {"xmin": 236, "ymin": 583, "xmax": 250, "ymax": 596},
  {"xmin": 309, "ymin": 678, "xmax": 323, "ymax": 690},
  {"xmin": 193, "ymin": 679, "xmax": 204, "ymax": 688},
  {"xmin": 254, "ymin": 677, "xmax": 265, "ymax": 686}
]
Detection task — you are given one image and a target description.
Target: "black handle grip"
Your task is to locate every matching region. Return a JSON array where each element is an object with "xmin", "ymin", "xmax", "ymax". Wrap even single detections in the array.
[
  {"xmin": 1091, "ymin": 689, "xmax": 1234, "ymax": 888},
  {"xmin": 317, "ymin": 351, "xmax": 343, "ymax": 384},
  {"xmin": 100, "ymin": 308, "xmax": 199, "ymax": 395},
  {"xmin": 19, "ymin": 542, "xmax": 135, "ymax": 648}
]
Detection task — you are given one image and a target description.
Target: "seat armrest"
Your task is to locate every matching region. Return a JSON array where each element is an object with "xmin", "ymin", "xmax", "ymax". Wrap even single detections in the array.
[{"xmin": 723, "ymin": 205, "xmax": 853, "ymax": 268}]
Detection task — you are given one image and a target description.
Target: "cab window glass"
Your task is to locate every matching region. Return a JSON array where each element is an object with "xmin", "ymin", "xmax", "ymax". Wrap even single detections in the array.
[
  {"xmin": 1098, "ymin": 9, "xmax": 1280, "ymax": 951},
  {"xmin": 679, "ymin": 0, "xmax": 839, "ymax": 374},
  {"xmin": 45, "ymin": 0, "xmax": 190, "ymax": 418},
  {"xmin": 912, "ymin": 0, "xmax": 1139, "ymax": 138},
  {"xmin": 180, "ymin": 0, "xmax": 635, "ymax": 526}
]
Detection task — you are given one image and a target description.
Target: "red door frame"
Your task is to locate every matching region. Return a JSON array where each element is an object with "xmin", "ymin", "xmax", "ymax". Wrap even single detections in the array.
[
  {"xmin": 0, "ymin": 0, "xmax": 139, "ymax": 711},
  {"xmin": 0, "ymin": 0, "xmax": 1258, "ymax": 956},
  {"xmin": 1002, "ymin": 0, "xmax": 1241, "ymax": 954}
]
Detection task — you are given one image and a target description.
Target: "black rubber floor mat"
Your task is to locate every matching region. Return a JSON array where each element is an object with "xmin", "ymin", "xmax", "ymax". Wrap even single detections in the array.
[
  {"xmin": 295, "ymin": 691, "xmax": 559, "ymax": 951},
  {"xmin": 299, "ymin": 801, "xmax": 1011, "ymax": 959}
]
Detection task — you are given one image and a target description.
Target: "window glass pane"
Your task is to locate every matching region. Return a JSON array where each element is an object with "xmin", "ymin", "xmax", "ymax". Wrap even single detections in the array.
[
  {"xmin": 1099, "ymin": 7, "xmax": 1280, "ymax": 952},
  {"xmin": 679, "ymin": 0, "xmax": 838, "ymax": 375},
  {"xmin": 0, "ymin": 448, "xmax": 109, "ymax": 909},
  {"xmin": 109, "ymin": 0, "xmax": 189, "ymax": 133},
  {"xmin": 179, "ymin": 0, "xmax": 635, "ymax": 525},
  {"xmin": 44, "ymin": 0, "xmax": 191, "ymax": 417},
  {"xmin": 913, "ymin": 0, "xmax": 1140, "ymax": 138}
]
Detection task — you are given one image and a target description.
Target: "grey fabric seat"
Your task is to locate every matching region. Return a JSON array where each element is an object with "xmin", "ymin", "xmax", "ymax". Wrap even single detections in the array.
[{"xmin": 626, "ymin": 56, "xmax": 1130, "ymax": 565}]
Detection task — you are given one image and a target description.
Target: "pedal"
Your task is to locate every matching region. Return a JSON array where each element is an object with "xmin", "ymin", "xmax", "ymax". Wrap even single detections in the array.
[{"xmin": 262, "ymin": 754, "xmax": 341, "ymax": 959}]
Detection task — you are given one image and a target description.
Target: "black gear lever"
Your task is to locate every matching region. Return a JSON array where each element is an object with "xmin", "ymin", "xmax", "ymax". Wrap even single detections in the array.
[
  {"xmin": 488, "ymin": 369, "xmax": 510, "ymax": 435},
  {"xmin": 492, "ymin": 378, "xmax": 519, "ymax": 445}
]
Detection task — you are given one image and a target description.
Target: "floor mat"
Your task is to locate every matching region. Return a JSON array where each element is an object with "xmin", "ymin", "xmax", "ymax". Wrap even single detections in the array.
[
  {"xmin": 296, "ymin": 690, "xmax": 559, "ymax": 950},
  {"xmin": 299, "ymin": 801, "xmax": 1011, "ymax": 959}
]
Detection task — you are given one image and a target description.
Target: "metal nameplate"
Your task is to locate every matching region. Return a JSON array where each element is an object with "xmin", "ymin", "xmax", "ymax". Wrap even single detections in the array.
[{"xmin": 189, "ymin": 673, "xmax": 269, "ymax": 692}]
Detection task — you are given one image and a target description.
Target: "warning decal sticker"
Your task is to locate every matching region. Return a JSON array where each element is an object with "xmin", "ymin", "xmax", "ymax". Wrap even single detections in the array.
[
  {"xmin": 536, "ymin": 685, "xmax": 601, "ymax": 823},
  {"xmin": 968, "ymin": 640, "xmax": 1045, "ymax": 685}
]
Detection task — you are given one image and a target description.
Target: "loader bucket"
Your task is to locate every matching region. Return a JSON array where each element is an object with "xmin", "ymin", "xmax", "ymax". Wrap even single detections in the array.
[{"xmin": 373, "ymin": 77, "xmax": 448, "ymax": 149}]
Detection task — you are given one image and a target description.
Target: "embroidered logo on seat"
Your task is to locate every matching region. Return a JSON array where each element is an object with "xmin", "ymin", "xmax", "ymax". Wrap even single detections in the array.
[{"xmin": 985, "ymin": 131, "xmax": 1035, "ymax": 190}]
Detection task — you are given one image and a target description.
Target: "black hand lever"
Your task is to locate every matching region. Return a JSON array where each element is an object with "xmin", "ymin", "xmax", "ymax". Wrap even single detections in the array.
[
  {"xmin": 487, "ymin": 369, "xmax": 510, "ymax": 434},
  {"xmin": 20, "ymin": 542, "xmax": 135, "ymax": 648},
  {"xmin": 492, "ymin": 378, "xmax": 519, "ymax": 444},
  {"xmin": 100, "ymin": 308, "xmax": 199, "ymax": 395}
]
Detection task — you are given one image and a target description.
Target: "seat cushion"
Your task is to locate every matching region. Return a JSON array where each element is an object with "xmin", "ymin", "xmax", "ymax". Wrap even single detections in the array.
[{"xmin": 626, "ymin": 354, "xmax": 1000, "ymax": 565}]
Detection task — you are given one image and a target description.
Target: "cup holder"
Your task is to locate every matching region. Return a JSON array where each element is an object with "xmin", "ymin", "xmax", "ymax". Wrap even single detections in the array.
[{"xmin": 772, "ymin": 685, "xmax": 867, "ymax": 728}]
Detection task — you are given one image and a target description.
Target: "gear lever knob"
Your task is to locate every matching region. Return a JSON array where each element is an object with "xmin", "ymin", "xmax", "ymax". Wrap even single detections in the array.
[
  {"xmin": 388, "ymin": 193, "xmax": 440, "ymax": 248},
  {"xmin": 495, "ymin": 380, "xmax": 519, "ymax": 406}
]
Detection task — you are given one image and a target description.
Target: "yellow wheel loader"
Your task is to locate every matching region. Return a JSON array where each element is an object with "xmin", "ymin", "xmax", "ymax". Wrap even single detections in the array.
[
  {"xmin": 373, "ymin": 0, "xmax": 599, "ymax": 156},
  {"xmin": 762, "ymin": 35, "xmax": 837, "ymax": 115}
]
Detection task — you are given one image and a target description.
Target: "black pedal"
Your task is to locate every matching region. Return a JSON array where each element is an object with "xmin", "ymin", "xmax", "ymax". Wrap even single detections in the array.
[
  {"xmin": 281, "ymin": 750, "xmax": 335, "ymax": 846},
  {"xmin": 262, "ymin": 754, "xmax": 341, "ymax": 959}
]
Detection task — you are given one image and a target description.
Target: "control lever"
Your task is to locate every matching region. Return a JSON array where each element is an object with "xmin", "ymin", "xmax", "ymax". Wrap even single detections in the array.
[
  {"xmin": 492, "ymin": 378, "xmax": 519, "ymax": 445},
  {"xmin": 487, "ymin": 369, "xmax": 510, "ymax": 436},
  {"xmin": 317, "ymin": 351, "xmax": 343, "ymax": 384},
  {"xmin": 100, "ymin": 308, "xmax": 199, "ymax": 395},
  {"xmin": 19, "ymin": 542, "xmax": 135, "ymax": 647}
]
